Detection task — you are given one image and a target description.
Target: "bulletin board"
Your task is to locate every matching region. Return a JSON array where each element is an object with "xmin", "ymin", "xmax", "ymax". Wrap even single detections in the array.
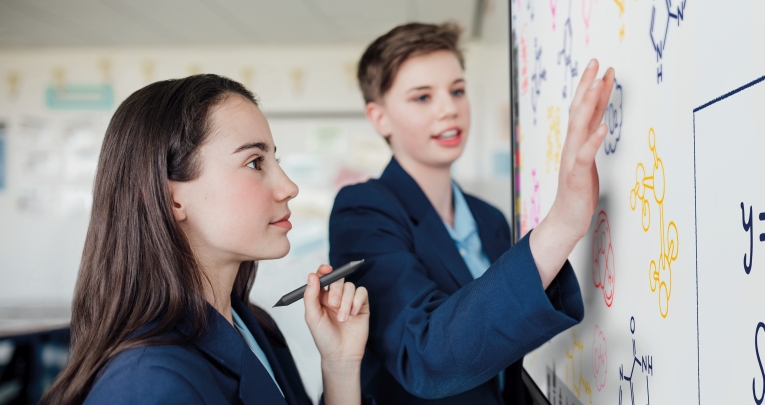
[{"xmin": 512, "ymin": 0, "xmax": 765, "ymax": 403}]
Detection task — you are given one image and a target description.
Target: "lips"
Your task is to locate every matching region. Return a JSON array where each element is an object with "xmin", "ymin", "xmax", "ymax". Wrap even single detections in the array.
[
  {"xmin": 270, "ymin": 213, "xmax": 292, "ymax": 230},
  {"xmin": 432, "ymin": 127, "xmax": 462, "ymax": 147}
]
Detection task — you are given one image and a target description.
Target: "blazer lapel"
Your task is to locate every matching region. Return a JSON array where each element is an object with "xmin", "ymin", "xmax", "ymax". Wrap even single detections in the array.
[
  {"xmin": 232, "ymin": 296, "xmax": 296, "ymax": 405},
  {"xmin": 380, "ymin": 158, "xmax": 474, "ymax": 287},
  {"xmin": 179, "ymin": 303, "xmax": 287, "ymax": 405}
]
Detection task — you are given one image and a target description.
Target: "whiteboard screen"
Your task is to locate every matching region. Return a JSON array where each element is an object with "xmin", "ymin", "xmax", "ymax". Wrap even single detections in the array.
[{"xmin": 512, "ymin": 0, "xmax": 765, "ymax": 403}]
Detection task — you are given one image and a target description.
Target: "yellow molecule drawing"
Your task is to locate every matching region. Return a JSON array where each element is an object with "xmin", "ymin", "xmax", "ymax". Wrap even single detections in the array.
[
  {"xmin": 546, "ymin": 106, "xmax": 562, "ymax": 174},
  {"xmin": 629, "ymin": 128, "xmax": 679, "ymax": 318},
  {"xmin": 565, "ymin": 329, "xmax": 594, "ymax": 404}
]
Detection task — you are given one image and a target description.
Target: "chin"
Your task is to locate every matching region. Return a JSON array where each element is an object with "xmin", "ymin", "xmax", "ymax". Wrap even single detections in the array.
[{"xmin": 247, "ymin": 240, "xmax": 291, "ymax": 261}]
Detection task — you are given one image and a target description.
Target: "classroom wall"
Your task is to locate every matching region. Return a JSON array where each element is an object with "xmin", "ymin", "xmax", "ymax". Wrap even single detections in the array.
[{"xmin": 0, "ymin": 38, "xmax": 511, "ymax": 400}]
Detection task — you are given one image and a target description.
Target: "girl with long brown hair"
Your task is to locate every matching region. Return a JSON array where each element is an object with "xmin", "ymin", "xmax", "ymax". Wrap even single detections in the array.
[{"xmin": 41, "ymin": 74, "xmax": 370, "ymax": 405}]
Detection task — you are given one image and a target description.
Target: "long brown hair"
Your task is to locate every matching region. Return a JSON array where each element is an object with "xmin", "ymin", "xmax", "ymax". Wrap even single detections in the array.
[{"xmin": 42, "ymin": 74, "xmax": 282, "ymax": 405}]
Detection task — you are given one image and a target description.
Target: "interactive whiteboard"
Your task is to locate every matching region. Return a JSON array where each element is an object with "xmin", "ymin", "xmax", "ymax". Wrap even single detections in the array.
[{"xmin": 512, "ymin": 0, "xmax": 765, "ymax": 403}]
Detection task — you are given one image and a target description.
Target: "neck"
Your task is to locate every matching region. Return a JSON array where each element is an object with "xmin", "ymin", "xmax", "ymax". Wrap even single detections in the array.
[
  {"xmin": 197, "ymin": 258, "xmax": 240, "ymax": 326},
  {"xmin": 395, "ymin": 155, "xmax": 455, "ymax": 227}
]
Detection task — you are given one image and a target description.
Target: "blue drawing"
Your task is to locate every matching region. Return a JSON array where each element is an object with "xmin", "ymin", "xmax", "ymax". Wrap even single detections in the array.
[
  {"xmin": 650, "ymin": 0, "xmax": 687, "ymax": 83},
  {"xmin": 619, "ymin": 316, "xmax": 654, "ymax": 405},
  {"xmin": 604, "ymin": 78, "xmax": 623, "ymax": 155},
  {"xmin": 531, "ymin": 38, "xmax": 546, "ymax": 125},
  {"xmin": 45, "ymin": 84, "xmax": 114, "ymax": 110},
  {"xmin": 527, "ymin": 0, "xmax": 535, "ymax": 20},
  {"xmin": 558, "ymin": 0, "xmax": 579, "ymax": 99}
]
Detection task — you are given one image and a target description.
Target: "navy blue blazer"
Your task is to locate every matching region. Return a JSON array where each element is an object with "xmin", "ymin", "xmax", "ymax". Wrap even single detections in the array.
[
  {"xmin": 329, "ymin": 157, "xmax": 585, "ymax": 405},
  {"xmin": 85, "ymin": 295, "xmax": 312, "ymax": 405}
]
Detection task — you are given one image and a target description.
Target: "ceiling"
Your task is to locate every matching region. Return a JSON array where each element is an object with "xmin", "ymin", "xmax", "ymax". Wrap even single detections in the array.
[{"xmin": 0, "ymin": 0, "xmax": 508, "ymax": 47}]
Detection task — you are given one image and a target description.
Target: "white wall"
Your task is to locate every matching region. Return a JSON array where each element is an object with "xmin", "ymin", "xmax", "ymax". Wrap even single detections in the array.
[{"xmin": 0, "ymin": 38, "xmax": 510, "ymax": 401}]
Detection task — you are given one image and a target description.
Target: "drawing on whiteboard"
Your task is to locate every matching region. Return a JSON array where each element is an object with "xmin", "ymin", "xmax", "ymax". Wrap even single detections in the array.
[
  {"xmin": 521, "ymin": 28, "xmax": 529, "ymax": 97},
  {"xmin": 592, "ymin": 211, "xmax": 615, "ymax": 307},
  {"xmin": 629, "ymin": 128, "xmax": 678, "ymax": 318},
  {"xmin": 546, "ymin": 106, "xmax": 562, "ymax": 173},
  {"xmin": 550, "ymin": 0, "xmax": 559, "ymax": 30},
  {"xmin": 558, "ymin": 0, "xmax": 579, "ymax": 99},
  {"xmin": 521, "ymin": 168, "xmax": 541, "ymax": 236},
  {"xmin": 593, "ymin": 325, "xmax": 608, "ymax": 391},
  {"xmin": 566, "ymin": 329, "xmax": 594, "ymax": 404},
  {"xmin": 527, "ymin": 0, "xmax": 535, "ymax": 20},
  {"xmin": 581, "ymin": 0, "xmax": 596, "ymax": 45},
  {"xmin": 754, "ymin": 322, "xmax": 765, "ymax": 405},
  {"xmin": 650, "ymin": 0, "xmax": 687, "ymax": 83},
  {"xmin": 739, "ymin": 202, "xmax": 765, "ymax": 275},
  {"xmin": 614, "ymin": 0, "xmax": 625, "ymax": 41},
  {"xmin": 531, "ymin": 39, "xmax": 547, "ymax": 125},
  {"xmin": 604, "ymin": 78, "xmax": 623, "ymax": 155},
  {"xmin": 618, "ymin": 316, "xmax": 653, "ymax": 405}
]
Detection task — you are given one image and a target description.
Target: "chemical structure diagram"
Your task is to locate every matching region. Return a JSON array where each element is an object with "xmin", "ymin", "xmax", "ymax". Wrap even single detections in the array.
[
  {"xmin": 618, "ymin": 316, "xmax": 654, "ymax": 405},
  {"xmin": 546, "ymin": 106, "xmax": 562, "ymax": 173},
  {"xmin": 614, "ymin": 0, "xmax": 625, "ymax": 41},
  {"xmin": 566, "ymin": 329, "xmax": 594, "ymax": 404},
  {"xmin": 629, "ymin": 128, "xmax": 679, "ymax": 318},
  {"xmin": 550, "ymin": 0, "xmax": 559, "ymax": 30},
  {"xmin": 604, "ymin": 78, "xmax": 623, "ymax": 155},
  {"xmin": 592, "ymin": 211, "xmax": 616, "ymax": 307},
  {"xmin": 531, "ymin": 38, "xmax": 546, "ymax": 125},
  {"xmin": 581, "ymin": 0, "xmax": 596, "ymax": 45},
  {"xmin": 558, "ymin": 0, "xmax": 579, "ymax": 99},
  {"xmin": 650, "ymin": 0, "xmax": 687, "ymax": 83}
]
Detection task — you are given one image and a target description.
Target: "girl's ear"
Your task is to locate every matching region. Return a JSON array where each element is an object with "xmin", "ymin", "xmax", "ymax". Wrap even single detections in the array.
[
  {"xmin": 365, "ymin": 101, "xmax": 392, "ymax": 142},
  {"xmin": 167, "ymin": 181, "xmax": 187, "ymax": 222}
]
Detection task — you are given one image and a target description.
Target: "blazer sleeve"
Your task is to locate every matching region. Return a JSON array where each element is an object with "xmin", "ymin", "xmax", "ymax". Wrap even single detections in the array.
[{"xmin": 329, "ymin": 184, "xmax": 584, "ymax": 400}]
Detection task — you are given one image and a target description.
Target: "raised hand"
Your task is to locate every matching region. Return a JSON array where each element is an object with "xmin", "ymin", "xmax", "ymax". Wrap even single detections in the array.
[
  {"xmin": 303, "ymin": 264, "xmax": 369, "ymax": 405},
  {"xmin": 530, "ymin": 59, "xmax": 615, "ymax": 289}
]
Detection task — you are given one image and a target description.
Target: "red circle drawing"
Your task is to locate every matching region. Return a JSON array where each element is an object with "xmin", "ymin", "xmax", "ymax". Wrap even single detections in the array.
[{"xmin": 592, "ymin": 211, "xmax": 615, "ymax": 307}]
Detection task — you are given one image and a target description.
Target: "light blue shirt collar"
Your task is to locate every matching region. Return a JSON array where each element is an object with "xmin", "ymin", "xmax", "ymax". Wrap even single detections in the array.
[
  {"xmin": 231, "ymin": 307, "xmax": 284, "ymax": 397},
  {"xmin": 443, "ymin": 182, "xmax": 492, "ymax": 280}
]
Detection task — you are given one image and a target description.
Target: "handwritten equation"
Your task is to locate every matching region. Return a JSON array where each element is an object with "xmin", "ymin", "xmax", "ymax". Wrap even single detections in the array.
[{"xmin": 629, "ymin": 128, "xmax": 678, "ymax": 318}]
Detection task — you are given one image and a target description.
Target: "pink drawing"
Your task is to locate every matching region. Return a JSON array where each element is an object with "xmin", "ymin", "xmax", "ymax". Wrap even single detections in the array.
[
  {"xmin": 581, "ymin": 0, "xmax": 597, "ymax": 45},
  {"xmin": 592, "ymin": 210, "xmax": 615, "ymax": 307},
  {"xmin": 550, "ymin": 0, "xmax": 559, "ymax": 30},
  {"xmin": 592, "ymin": 325, "xmax": 607, "ymax": 391},
  {"xmin": 520, "ymin": 169, "xmax": 540, "ymax": 237}
]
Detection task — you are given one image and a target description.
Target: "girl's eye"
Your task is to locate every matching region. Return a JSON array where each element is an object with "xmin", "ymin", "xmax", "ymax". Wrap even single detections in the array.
[
  {"xmin": 414, "ymin": 94, "xmax": 430, "ymax": 103},
  {"xmin": 452, "ymin": 89, "xmax": 465, "ymax": 97},
  {"xmin": 247, "ymin": 156, "xmax": 264, "ymax": 170}
]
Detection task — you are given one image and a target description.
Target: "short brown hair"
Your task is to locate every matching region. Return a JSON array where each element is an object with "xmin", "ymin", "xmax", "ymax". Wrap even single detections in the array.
[{"xmin": 358, "ymin": 22, "xmax": 464, "ymax": 104}]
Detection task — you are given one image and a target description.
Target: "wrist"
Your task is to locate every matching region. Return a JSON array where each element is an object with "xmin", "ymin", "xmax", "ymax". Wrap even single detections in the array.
[{"xmin": 321, "ymin": 358, "xmax": 361, "ymax": 377}]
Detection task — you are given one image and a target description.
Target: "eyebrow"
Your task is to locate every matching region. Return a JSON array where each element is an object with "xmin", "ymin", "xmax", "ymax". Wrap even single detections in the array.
[
  {"xmin": 232, "ymin": 141, "xmax": 271, "ymax": 154},
  {"xmin": 406, "ymin": 78, "xmax": 465, "ymax": 93}
]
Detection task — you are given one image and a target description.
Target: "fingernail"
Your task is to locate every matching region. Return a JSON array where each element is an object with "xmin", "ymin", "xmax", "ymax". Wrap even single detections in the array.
[
  {"xmin": 588, "ymin": 59, "xmax": 596, "ymax": 69},
  {"xmin": 307, "ymin": 275, "xmax": 314, "ymax": 286},
  {"xmin": 351, "ymin": 307, "xmax": 359, "ymax": 316},
  {"xmin": 590, "ymin": 79, "xmax": 601, "ymax": 89},
  {"xmin": 338, "ymin": 312, "xmax": 348, "ymax": 322},
  {"xmin": 330, "ymin": 297, "xmax": 340, "ymax": 307}
]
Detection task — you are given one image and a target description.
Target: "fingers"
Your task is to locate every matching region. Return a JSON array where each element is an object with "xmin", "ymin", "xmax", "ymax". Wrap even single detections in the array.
[
  {"xmin": 588, "ymin": 68, "xmax": 615, "ymax": 133},
  {"xmin": 570, "ymin": 59, "xmax": 600, "ymax": 111},
  {"xmin": 303, "ymin": 273, "xmax": 322, "ymax": 326},
  {"xmin": 336, "ymin": 282, "xmax": 356, "ymax": 322},
  {"xmin": 351, "ymin": 287, "xmax": 369, "ymax": 316},
  {"xmin": 576, "ymin": 123, "xmax": 609, "ymax": 167},
  {"xmin": 567, "ymin": 78, "xmax": 604, "ymax": 150}
]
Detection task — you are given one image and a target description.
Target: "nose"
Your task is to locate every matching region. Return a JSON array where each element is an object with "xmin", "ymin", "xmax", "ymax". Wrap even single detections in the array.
[
  {"xmin": 274, "ymin": 165, "xmax": 299, "ymax": 202},
  {"xmin": 436, "ymin": 90, "xmax": 459, "ymax": 120}
]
